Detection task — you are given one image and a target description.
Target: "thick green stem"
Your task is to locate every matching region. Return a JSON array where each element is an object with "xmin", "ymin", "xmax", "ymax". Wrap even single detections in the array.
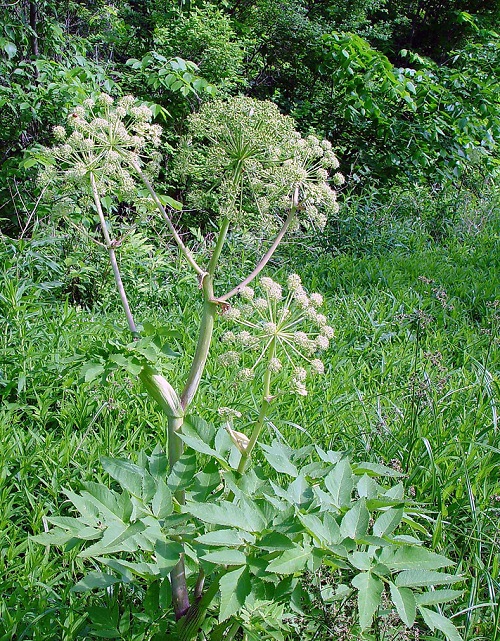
[
  {"xmin": 181, "ymin": 274, "xmax": 217, "ymax": 410},
  {"xmin": 89, "ymin": 174, "xmax": 138, "ymax": 336},
  {"xmin": 208, "ymin": 216, "xmax": 230, "ymax": 277},
  {"xmin": 236, "ymin": 339, "xmax": 276, "ymax": 474}
]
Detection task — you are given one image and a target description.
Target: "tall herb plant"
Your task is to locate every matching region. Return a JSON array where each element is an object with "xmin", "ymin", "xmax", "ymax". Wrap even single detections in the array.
[{"xmin": 34, "ymin": 94, "xmax": 463, "ymax": 640}]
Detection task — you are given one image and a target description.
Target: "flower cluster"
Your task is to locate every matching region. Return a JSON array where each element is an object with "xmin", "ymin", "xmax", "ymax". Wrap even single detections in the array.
[
  {"xmin": 37, "ymin": 94, "xmax": 163, "ymax": 212},
  {"xmin": 218, "ymin": 274, "xmax": 333, "ymax": 396},
  {"xmin": 175, "ymin": 96, "xmax": 343, "ymax": 231}
]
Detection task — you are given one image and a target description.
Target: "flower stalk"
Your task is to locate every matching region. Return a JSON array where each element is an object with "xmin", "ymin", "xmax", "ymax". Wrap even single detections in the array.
[{"xmin": 90, "ymin": 173, "xmax": 138, "ymax": 336}]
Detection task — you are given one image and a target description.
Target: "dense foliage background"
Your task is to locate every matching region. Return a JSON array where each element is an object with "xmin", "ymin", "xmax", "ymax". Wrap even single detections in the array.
[{"xmin": 0, "ymin": 1, "xmax": 499, "ymax": 640}]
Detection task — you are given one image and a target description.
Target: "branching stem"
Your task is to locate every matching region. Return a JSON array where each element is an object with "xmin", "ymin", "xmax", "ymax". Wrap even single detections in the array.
[
  {"xmin": 89, "ymin": 173, "xmax": 138, "ymax": 336},
  {"xmin": 219, "ymin": 190, "xmax": 298, "ymax": 302},
  {"xmin": 237, "ymin": 338, "xmax": 276, "ymax": 474},
  {"xmin": 130, "ymin": 159, "xmax": 204, "ymax": 277}
]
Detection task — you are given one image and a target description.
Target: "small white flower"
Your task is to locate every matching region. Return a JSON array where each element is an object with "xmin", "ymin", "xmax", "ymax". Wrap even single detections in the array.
[
  {"xmin": 332, "ymin": 172, "xmax": 345, "ymax": 186},
  {"xmin": 53, "ymin": 126, "xmax": 66, "ymax": 141},
  {"xmin": 223, "ymin": 306, "xmax": 241, "ymax": 320},
  {"xmin": 317, "ymin": 335, "xmax": 329, "ymax": 350},
  {"xmin": 254, "ymin": 297, "xmax": 268, "ymax": 311},
  {"xmin": 240, "ymin": 286, "xmax": 255, "ymax": 301},
  {"xmin": 322, "ymin": 325, "xmax": 335, "ymax": 338},
  {"xmin": 239, "ymin": 368, "xmax": 255, "ymax": 381},
  {"xmin": 263, "ymin": 322, "xmax": 277, "ymax": 335},
  {"xmin": 268, "ymin": 357, "xmax": 282, "ymax": 372},
  {"xmin": 311, "ymin": 359, "xmax": 325, "ymax": 374},
  {"xmin": 287, "ymin": 274, "xmax": 302, "ymax": 291},
  {"xmin": 294, "ymin": 366, "xmax": 307, "ymax": 381},
  {"xmin": 218, "ymin": 351, "xmax": 240, "ymax": 366},
  {"xmin": 310, "ymin": 293, "xmax": 324, "ymax": 308},
  {"xmin": 221, "ymin": 331, "xmax": 236, "ymax": 344}
]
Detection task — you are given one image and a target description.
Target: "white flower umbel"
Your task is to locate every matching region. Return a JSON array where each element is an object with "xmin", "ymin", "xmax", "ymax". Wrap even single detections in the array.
[
  {"xmin": 176, "ymin": 96, "xmax": 342, "ymax": 231},
  {"xmin": 38, "ymin": 93, "xmax": 162, "ymax": 210},
  {"xmin": 220, "ymin": 274, "xmax": 332, "ymax": 396}
]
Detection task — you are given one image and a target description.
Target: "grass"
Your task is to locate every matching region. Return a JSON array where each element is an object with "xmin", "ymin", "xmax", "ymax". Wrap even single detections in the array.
[{"xmin": 0, "ymin": 188, "xmax": 499, "ymax": 640}]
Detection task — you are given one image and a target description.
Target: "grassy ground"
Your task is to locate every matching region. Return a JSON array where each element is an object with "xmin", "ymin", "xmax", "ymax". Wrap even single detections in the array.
[{"xmin": 0, "ymin": 189, "xmax": 499, "ymax": 640}]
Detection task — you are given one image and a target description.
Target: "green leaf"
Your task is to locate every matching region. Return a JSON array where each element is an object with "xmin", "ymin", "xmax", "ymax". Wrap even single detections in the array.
[
  {"xmin": 185, "ymin": 501, "xmax": 261, "ymax": 533},
  {"xmin": 155, "ymin": 539, "xmax": 184, "ymax": 574},
  {"xmin": 168, "ymin": 451, "xmax": 197, "ymax": 492},
  {"xmin": 354, "ymin": 462, "xmax": 404, "ymax": 478},
  {"xmin": 299, "ymin": 513, "xmax": 332, "ymax": 546},
  {"xmin": 352, "ymin": 572, "xmax": 383, "ymax": 630},
  {"xmin": 152, "ymin": 479, "xmax": 173, "ymax": 519},
  {"xmin": 81, "ymin": 361, "xmax": 105, "ymax": 383},
  {"xmin": 325, "ymin": 458, "xmax": 353, "ymax": 508},
  {"xmin": 267, "ymin": 544, "xmax": 311, "ymax": 575},
  {"xmin": 340, "ymin": 499, "xmax": 369, "ymax": 540},
  {"xmin": 389, "ymin": 582, "xmax": 416, "ymax": 627},
  {"xmin": 257, "ymin": 532, "xmax": 295, "ymax": 551},
  {"xmin": 3, "ymin": 40, "xmax": 17, "ymax": 59},
  {"xmin": 373, "ymin": 508, "xmax": 404, "ymax": 537},
  {"xmin": 195, "ymin": 530, "xmax": 248, "ymax": 547},
  {"xmin": 415, "ymin": 590, "xmax": 463, "ymax": 606},
  {"xmin": 219, "ymin": 566, "xmax": 252, "ymax": 623},
  {"xmin": 201, "ymin": 549, "xmax": 246, "ymax": 565},
  {"xmin": 380, "ymin": 546, "xmax": 453, "ymax": 571},
  {"xmin": 261, "ymin": 442, "xmax": 298, "ymax": 477},
  {"xmin": 395, "ymin": 570, "xmax": 461, "ymax": 588},
  {"xmin": 102, "ymin": 456, "xmax": 154, "ymax": 500},
  {"xmin": 419, "ymin": 606, "xmax": 464, "ymax": 641},
  {"xmin": 72, "ymin": 572, "xmax": 121, "ymax": 592},
  {"xmin": 79, "ymin": 521, "xmax": 145, "ymax": 558}
]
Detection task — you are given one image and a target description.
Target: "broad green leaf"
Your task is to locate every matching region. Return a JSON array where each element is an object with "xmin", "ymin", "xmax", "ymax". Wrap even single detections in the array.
[
  {"xmin": 99, "ymin": 557, "xmax": 159, "ymax": 579},
  {"xmin": 80, "ymin": 484, "xmax": 123, "ymax": 522},
  {"xmin": 258, "ymin": 532, "xmax": 295, "ymax": 551},
  {"xmin": 354, "ymin": 462, "xmax": 404, "ymax": 478},
  {"xmin": 357, "ymin": 474, "xmax": 379, "ymax": 498},
  {"xmin": 196, "ymin": 530, "xmax": 249, "ymax": 547},
  {"xmin": 81, "ymin": 361, "xmax": 104, "ymax": 383},
  {"xmin": 380, "ymin": 546, "xmax": 453, "ymax": 571},
  {"xmin": 32, "ymin": 530, "xmax": 77, "ymax": 546},
  {"xmin": 389, "ymin": 582, "xmax": 416, "ymax": 627},
  {"xmin": 395, "ymin": 570, "xmax": 461, "ymax": 588},
  {"xmin": 373, "ymin": 508, "xmax": 404, "ymax": 537},
  {"xmin": 155, "ymin": 540, "xmax": 184, "ymax": 574},
  {"xmin": 64, "ymin": 490, "xmax": 99, "ymax": 526},
  {"xmin": 287, "ymin": 475, "xmax": 313, "ymax": 507},
  {"xmin": 185, "ymin": 501, "xmax": 259, "ymax": 533},
  {"xmin": 260, "ymin": 442, "xmax": 298, "ymax": 477},
  {"xmin": 352, "ymin": 572, "xmax": 383, "ymax": 630},
  {"xmin": 101, "ymin": 457, "xmax": 145, "ymax": 498},
  {"xmin": 201, "ymin": 549, "xmax": 246, "ymax": 565},
  {"xmin": 79, "ymin": 521, "xmax": 145, "ymax": 558},
  {"xmin": 72, "ymin": 572, "xmax": 121, "ymax": 592},
  {"xmin": 325, "ymin": 459, "xmax": 353, "ymax": 508},
  {"xmin": 149, "ymin": 445, "xmax": 168, "ymax": 479},
  {"xmin": 168, "ymin": 451, "xmax": 197, "ymax": 492},
  {"xmin": 299, "ymin": 513, "xmax": 332, "ymax": 546},
  {"xmin": 267, "ymin": 544, "xmax": 311, "ymax": 575},
  {"xmin": 350, "ymin": 551, "xmax": 373, "ymax": 571},
  {"xmin": 219, "ymin": 566, "xmax": 252, "ymax": 622},
  {"xmin": 419, "ymin": 606, "xmax": 464, "ymax": 641},
  {"xmin": 324, "ymin": 513, "xmax": 342, "ymax": 544},
  {"xmin": 415, "ymin": 590, "xmax": 463, "ymax": 606},
  {"xmin": 152, "ymin": 479, "xmax": 173, "ymax": 519},
  {"xmin": 340, "ymin": 499, "xmax": 369, "ymax": 540}
]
